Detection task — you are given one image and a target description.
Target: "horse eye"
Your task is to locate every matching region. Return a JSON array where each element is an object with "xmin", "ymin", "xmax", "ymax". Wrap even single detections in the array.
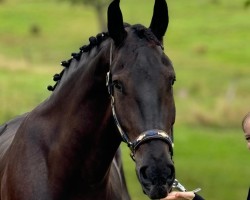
[
  {"xmin": 113, "ymin": 80, "xmax": 123, "ymax": 92},
  {"xmin": 170, "ymin": 77, "xmax": 176, "ymax": 86}
]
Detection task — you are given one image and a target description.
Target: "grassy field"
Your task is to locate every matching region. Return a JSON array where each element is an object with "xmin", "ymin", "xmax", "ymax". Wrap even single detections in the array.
[{"xmin": 0, "ymin": 0, "xmax": 250, "ymax": 199}]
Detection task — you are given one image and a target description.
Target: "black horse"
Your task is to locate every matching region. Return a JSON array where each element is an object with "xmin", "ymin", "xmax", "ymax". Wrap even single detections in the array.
[{"xmin": 0, "ymin": 0, "xmax": 176, "ymax": 199}]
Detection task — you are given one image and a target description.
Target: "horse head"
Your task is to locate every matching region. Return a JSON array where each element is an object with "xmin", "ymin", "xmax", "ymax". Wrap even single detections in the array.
[{"xmin": 107, "ymin": 0, "xmax": 176, "ymax": 199}]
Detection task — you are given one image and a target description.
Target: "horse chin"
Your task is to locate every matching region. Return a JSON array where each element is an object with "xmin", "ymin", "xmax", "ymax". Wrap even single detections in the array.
[{"xmin": 141, "ymin": 183, "xmax": 170, "ymax": 199}]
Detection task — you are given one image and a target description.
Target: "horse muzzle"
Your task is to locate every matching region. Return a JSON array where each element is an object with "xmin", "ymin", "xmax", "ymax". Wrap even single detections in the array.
[
  {"xmin": 138, "ymin": 164, "xmax": 175, "ymax": 199},
  {"xmin": 134, "ymin": 138, "xmax": 175, "ymax": 199}
]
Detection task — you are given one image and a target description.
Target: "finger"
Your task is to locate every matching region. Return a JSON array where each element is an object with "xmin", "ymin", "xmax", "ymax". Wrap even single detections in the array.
[
  {"xmin": 175, "ymin": 191, "xmax": 195, "ymax": 199},
  {"xmin": 160, "ymin": 192, "xmax": 177, "ymax": 200},
  {"xmin": 161, "ymin": 196, "xmax": 176, "ymax": 200}
]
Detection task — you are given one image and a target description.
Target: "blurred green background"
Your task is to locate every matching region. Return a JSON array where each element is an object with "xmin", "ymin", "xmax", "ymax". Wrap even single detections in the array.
[{"xmin": 0, "ymin": 0, "xmax": 250, "ymax": 199}]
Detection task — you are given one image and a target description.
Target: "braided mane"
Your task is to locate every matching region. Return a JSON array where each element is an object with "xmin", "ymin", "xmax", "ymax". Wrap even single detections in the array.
[{"xmin": 47, "ymin": 32, "xmax": 109, "ymax": 91}]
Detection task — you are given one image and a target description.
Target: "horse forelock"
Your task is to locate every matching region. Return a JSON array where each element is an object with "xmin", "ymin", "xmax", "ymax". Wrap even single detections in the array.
[{"xmin": 129, "ymin": 24, "xmax": 162, "ymax": 47}]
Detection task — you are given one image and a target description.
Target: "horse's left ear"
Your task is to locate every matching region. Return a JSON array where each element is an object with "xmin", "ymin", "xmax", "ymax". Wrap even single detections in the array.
[
  {"xmin": 108, "ymin": 0, "xmax": 127, "ymax": 46},
  {"xmin": 149, "ymin": 0, "xmax": 169, "ymax": 43}
]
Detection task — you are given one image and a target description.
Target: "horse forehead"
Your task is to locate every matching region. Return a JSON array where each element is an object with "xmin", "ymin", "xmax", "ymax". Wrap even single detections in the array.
[
  {"xmin": 120, "ymin": 42, "xmax": 163, "ymax": 64},
  {"xmin": 133, "ymin": 51, "xmax": 169, "ymax": 75},
  {"xmin": 115, "ymin": 49, "xmax": 171, "ymax": 81}
]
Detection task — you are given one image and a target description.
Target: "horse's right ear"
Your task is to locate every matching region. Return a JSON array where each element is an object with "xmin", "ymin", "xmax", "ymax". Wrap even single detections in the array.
[{"xmin": 107, "ymin": 0, "xmax": 127, "ymax": 46}]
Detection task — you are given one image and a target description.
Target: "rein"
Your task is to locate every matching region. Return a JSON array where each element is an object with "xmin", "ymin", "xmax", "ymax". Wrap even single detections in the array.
[{"xmin": 106, "ymin": 43, "xmax": 174, "ymax": 160}]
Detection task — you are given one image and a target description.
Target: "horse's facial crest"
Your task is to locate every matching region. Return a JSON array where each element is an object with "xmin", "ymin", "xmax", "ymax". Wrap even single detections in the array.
[{"xmin": 108, "ymin": 0, "xmax": 176, "ymax": 199}]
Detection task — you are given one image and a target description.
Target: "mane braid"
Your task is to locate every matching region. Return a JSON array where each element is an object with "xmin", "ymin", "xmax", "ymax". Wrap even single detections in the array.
[{"xmin": 47, "ymin": 32, "xmax": 109, "ymax": 91}]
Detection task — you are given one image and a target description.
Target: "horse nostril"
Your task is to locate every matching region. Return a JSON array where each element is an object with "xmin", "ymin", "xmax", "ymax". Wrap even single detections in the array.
[{"xmin": 140, "ymin": 166, "xmax": 149, "ymax": 180}]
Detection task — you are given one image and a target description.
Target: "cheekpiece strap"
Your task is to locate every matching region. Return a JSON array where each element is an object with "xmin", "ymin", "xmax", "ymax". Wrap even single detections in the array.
[{"xmin": 106, "ymin": 71, "xmax": 113, "ymax": 95}]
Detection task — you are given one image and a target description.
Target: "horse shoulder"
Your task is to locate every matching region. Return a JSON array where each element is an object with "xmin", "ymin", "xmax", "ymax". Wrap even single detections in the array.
[
  {"xmin": 0, "ymin": 113, "xmax": 28, "ymax": 160},
  {"xmin": 0, "ymin": 112, "xmax": 54, "ymax": 200}
]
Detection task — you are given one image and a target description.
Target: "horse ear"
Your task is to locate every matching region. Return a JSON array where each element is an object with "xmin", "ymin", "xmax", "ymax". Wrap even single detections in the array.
[
  {"xmin": 149, "ymin": 0, "xmax": 169, "ymax": 43},
  {"xmin": 107, "ymin": 0, "xmax": 127, "ymax": 45}
]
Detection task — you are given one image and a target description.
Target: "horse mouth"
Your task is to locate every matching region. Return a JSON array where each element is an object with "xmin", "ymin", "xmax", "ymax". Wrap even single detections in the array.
[{"xmin": 141, "ymin": 183, "xmax": 171, "ymax": 199}]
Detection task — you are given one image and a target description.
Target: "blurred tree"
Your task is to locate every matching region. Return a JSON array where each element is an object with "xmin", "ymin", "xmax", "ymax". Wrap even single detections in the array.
[
  {"xmin": 245, "ymin": 0, "xmax": 250, "ymax": 8},
  {"xmin": 63, "ymin": 0, "xmax": 109, "ymax": 31},
  {"xmin": 210, "ymin": 0, "xmax": 219, "ymax": 4}
]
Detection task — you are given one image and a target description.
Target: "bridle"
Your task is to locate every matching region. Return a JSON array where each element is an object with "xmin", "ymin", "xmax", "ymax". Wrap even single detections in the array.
[{"xmin": 106, "ymin": 43, "xmax": 174, "ymax": 160}]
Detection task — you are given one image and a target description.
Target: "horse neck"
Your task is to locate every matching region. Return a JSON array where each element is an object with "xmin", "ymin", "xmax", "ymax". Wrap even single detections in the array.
[
  {"xmin": 38, "ymin": 39, "xmax": 121, "ymax": 186},
  {"xmin": 47, "ymin": 39, "xmax": 111, "ymax": 122}
]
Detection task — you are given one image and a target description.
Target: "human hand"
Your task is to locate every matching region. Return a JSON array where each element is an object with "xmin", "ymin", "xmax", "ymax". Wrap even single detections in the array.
[{"xmin": 161, "ymin": 191, "xmax": 195, "ymax": 200}]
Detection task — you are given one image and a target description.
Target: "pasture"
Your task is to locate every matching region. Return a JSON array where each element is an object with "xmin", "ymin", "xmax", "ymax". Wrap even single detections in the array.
[{"xmin": 0, "ymin": 0, "xmax": 250, "ymax": 199}]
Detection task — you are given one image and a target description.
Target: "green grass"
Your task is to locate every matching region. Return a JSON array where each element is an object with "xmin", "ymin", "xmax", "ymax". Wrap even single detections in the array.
[
  {"xmin": 0, "ymin": 0, "xmax": 250, "ymax": 199},
  {"xmin": 0, "ymin": 66, "xmax": 53, "ymax": 121}
]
